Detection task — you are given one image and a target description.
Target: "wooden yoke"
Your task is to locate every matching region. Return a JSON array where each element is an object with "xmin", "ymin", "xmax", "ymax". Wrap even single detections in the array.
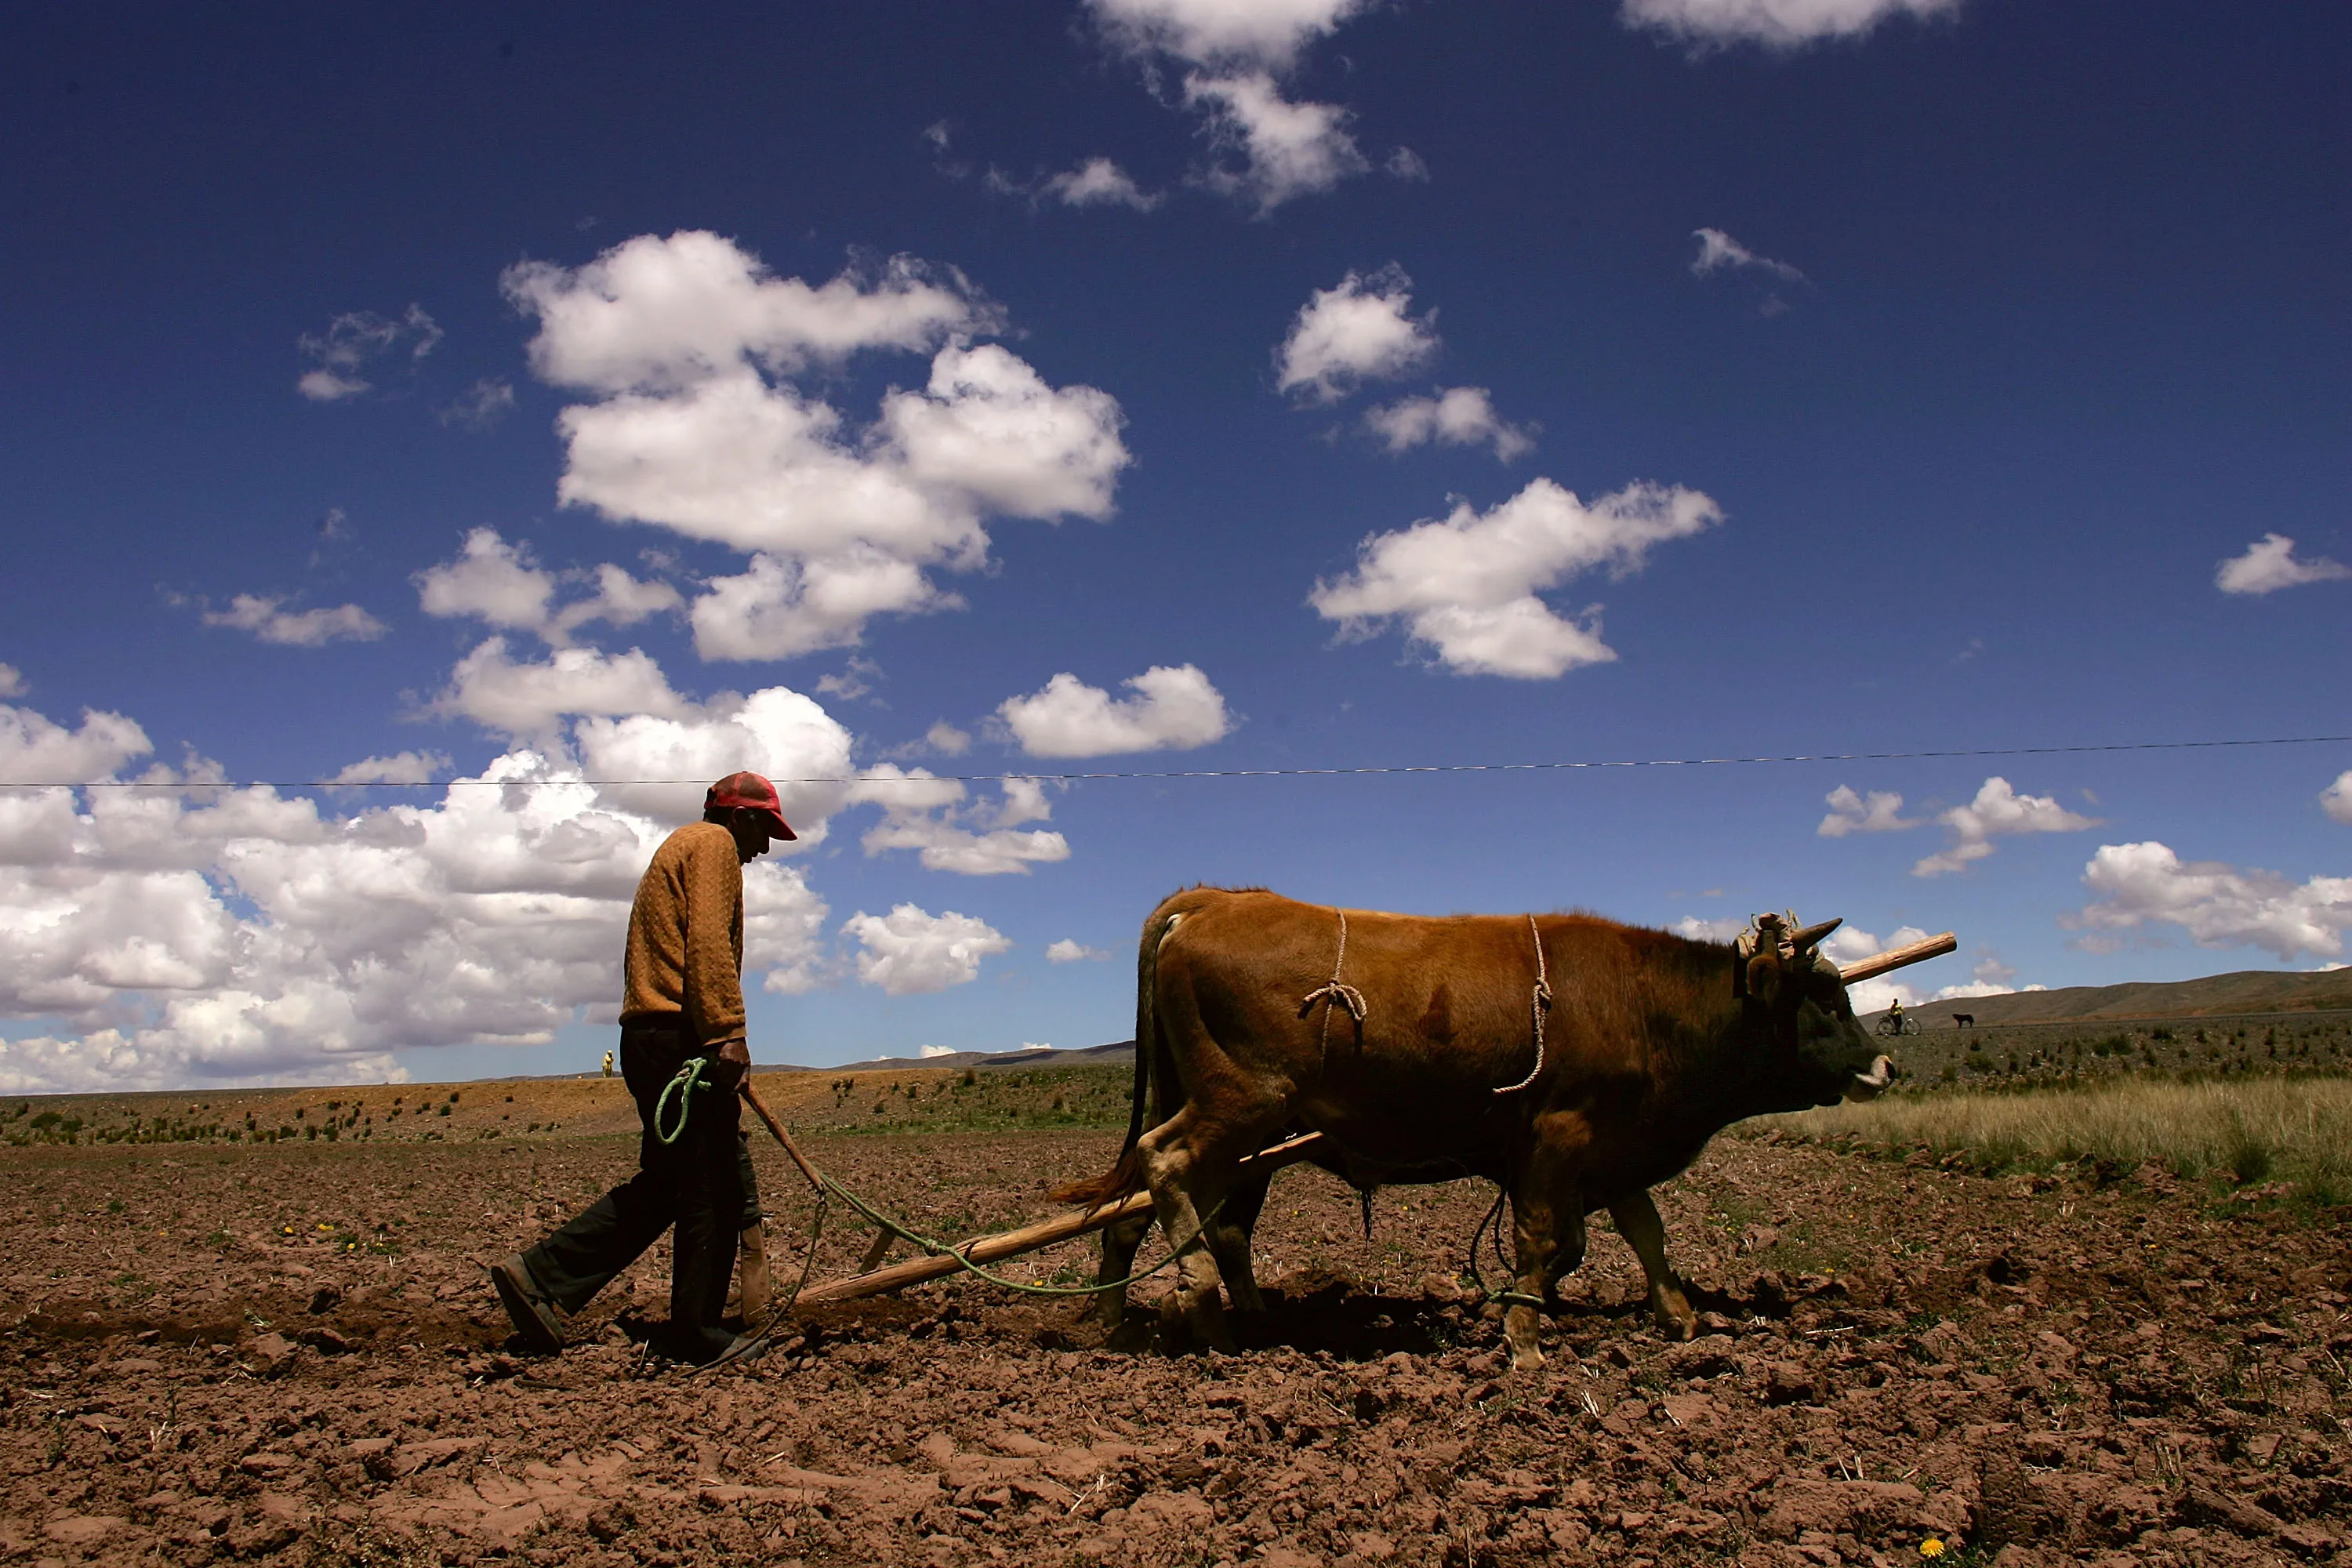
[{"xmin": 1836, "ymin": 931, "xmax": 1957, "ymax": 986}]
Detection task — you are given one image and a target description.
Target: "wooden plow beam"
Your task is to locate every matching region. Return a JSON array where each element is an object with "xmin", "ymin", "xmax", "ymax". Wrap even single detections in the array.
[{"xmin": 737, "ymin": 1115, "xmax": 1329, "ymax": 1310}]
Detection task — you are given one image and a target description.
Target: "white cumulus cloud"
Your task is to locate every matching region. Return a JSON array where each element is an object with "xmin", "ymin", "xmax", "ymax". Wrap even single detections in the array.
[
  {"xmin": 1690, "ymin": 228, "xmax": 1806, "ymax": 282},
  {"xmin": 1672, "ymin": 915, "xmax": 1748, "ymax": 943},
  {"xmin": 843, "ymin": 904, "xmax": 1011, "ymax": 996},
  {"xmin": 0, "ymin": 694, "xmax": 841, "ymax": 1092},
  {"xmin": 438, "ymin": 378, "xmax": 517, "ymax": 430},
  {"xmin": 1047, "ymin": 938, "xmax": 1109, "ymax": 963},
  {"xmin": 296, "ymin": 304, "xmax": 441, "ymax": 402},
  {"xmin": 201, "ymin": 594, "xmax": 388, "ymax": 648},
  {"xmin": 0, "ymin": 702, "xmax": 154, "ymax": 785},
  {"xmin": 1912, "ymin": 777, "xmax": 2100, "ymax": 877},
  {"xmin": 328, "ymin": 751, "xmax": 450, "ymax": 788},
  {"xmin": 1086, "ymin": 0, "xmax": 1381, "ymax": 212},
  {"xmin": 2071, "ymin": 841, "xmax": 2352, "ymax": 963},
  {"xmin": 1010, "ymin": 158, "xmax": 1163, "ymax": 211},
  {"xmin": 1818, "ymin": 785, "xmax": 1919, "ymax": 837},
  {"xmin": 1276, "ymin": 267, "xmax": 1439, "ymax": 404},
  {"xmin": 2324, "ymin": 771, "xmax": 2352, "ymax": 826},
  {"xmin": 2215, "ymin": 533, "xmax": 2351, "ymax": 596},
  {"xmin": 1087, "ymin": 0, "xmax": 1370, "ymax": 71},
  {"xmin": 846, "ymin": 765, "xmax": 1069, "ymax": 877},
  {"xmin": 432, "ymin": 639, "xmax": 691, "ymax": 742},
  {"xmin": 422, "ymin": 641, "xmax": 856, "ymax": 846},
  {"xmin": 1309, "ymin": 478, "xmax": 1723, "ymax": 679},
  {"xmin": 507, "ymin": 232, "xmax": 1128, "ymax": 660},
  {"xmin": 506, "ymin": 233, "xmax": 984, "ymax": 393},
  {"xmin": 996, "ymin": 666, "xmax": 1233, "ymax": 757},
  {"xmin": 571, "ymin": 684, "xmax": 857, "ymax": 841},
  {"xmin": 1363, "ymin": 387, "xmax": 1533, "ymax": 461},
  {"xmin": 417, "ymin": 528, "xmax": 556, "ymax": 630},
  {"xmin": 1623, "ymin": 0, "xmax": 1962, "ymax": 49},
  {"xmin": 416, "ymin": 528, "xmax": 681, "ymax": 648},
  {"xmin": 1185, "ymin": 73, "xmax": 1369, "ymax": 213},
  {"xmin": 0, "ymin": 665, "xmax": 24, "ymax": 699}
]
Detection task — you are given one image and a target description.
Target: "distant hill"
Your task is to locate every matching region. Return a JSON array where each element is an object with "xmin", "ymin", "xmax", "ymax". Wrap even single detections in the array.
[
  {"xmin": 826, "ymin": 1040, "xmax": 1136, "ymax": 1073},
  {"xmin": 1870, "ymin": 967, "xmax": 2352, "ymax": 1027}
]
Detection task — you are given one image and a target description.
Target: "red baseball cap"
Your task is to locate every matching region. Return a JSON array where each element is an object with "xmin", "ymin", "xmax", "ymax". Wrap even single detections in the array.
[{"xmin": 706, "ymin": 771, "xmax": 796, "ymax": 840}]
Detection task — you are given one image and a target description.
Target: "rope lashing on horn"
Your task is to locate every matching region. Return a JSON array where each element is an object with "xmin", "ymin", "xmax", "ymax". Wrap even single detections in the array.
[
  {"xmin": 1299, "ymin": 907, "xmax": 1369, "ymax": 1068},
  {"xmin": 1493, "ymin": 913, "xmax": 1552, "ymax": 1096}
]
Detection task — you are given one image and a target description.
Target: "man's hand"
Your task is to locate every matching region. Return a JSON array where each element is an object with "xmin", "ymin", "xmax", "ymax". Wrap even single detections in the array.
[{"xmin": 710, "ymin": 1036, "xmax": 751, "ymax": 1091}]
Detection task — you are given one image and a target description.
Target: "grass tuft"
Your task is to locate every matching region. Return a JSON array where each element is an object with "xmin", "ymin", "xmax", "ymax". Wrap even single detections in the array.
[{"xmin": 1759, "ymin": 1076, "xmax": 2352, "ymax": 1203}]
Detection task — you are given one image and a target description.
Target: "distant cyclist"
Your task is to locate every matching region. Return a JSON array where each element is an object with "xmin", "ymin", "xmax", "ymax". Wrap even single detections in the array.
[{"xmin": 1887, "ymin": 997, "xmax": 1905, "ymax": 1034}]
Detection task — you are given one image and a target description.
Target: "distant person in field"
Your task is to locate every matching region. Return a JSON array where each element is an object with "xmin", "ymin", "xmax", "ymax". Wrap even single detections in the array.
[
  {"xmin": 492, "ymin": 772, "xmax": 793, "ymax": 1367},
  {"xmin": 1888, "ymin": 996, "xmax": 1904, "ymax": 1031}
]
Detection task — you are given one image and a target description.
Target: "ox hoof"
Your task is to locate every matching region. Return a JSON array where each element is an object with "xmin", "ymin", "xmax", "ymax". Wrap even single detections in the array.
[
  {"xmin": 1650, "ymin": 1285, "xmax": 1698, "ymax": 1342},
  {"xmin": 1509, "ymin": 1344, "xmax": 1545, "ymax": 1373}
]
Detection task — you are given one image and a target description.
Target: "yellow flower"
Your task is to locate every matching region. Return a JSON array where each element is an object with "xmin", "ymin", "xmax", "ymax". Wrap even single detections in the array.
[{"xmin": 1919, "ymin": 1541, "xmax": 1946, "ymax": 1559}]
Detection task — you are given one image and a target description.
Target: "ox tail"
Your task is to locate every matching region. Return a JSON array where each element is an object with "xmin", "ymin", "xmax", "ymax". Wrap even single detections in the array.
[{"xmin": 1050, "ymin": 902, "xmax": 1176, "ymax": 1210}]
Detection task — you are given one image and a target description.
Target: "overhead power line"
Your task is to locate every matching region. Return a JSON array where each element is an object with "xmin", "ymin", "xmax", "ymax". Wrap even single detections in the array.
[{"xmin": 16, "ymin": 732, "xmax": 2350, "ymax": 790}]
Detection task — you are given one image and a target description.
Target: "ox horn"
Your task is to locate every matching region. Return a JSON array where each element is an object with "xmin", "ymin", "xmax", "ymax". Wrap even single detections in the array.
[
  {"xmin": 1790, "ymin": 917, "xmax": 1842, "ymax": 954},
  {"xmin": 1837, "ymin": 931, "xmax": 1958, "ymax": 985}
]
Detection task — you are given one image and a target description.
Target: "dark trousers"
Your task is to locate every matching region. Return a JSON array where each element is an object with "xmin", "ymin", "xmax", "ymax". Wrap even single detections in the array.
[{"xmin": 521, "ymin": 1026, "xmax": 746, "ymax": 1359}]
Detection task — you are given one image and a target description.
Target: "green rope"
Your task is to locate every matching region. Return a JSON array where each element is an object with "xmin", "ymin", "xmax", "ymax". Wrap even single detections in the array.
[
  {"xmin": 655, "ymin": 1056, "xmax": 709, "ymax": 1145},
  {"xmin": 677, "ymin": 1188, "xmax": 830, "ymax": 1380},
  {"xmin": 1465, "ymin": 1183, "xmax": 1548, "ymax": 1312},
  {"xmin": 821, "ymin": 1173, "xmax": 1232, "ymax": 1298}
]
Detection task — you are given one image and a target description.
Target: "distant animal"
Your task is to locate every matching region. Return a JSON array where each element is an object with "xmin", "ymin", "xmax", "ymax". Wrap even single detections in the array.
[
  {"xmin": 1059, "ymin": 890, "xmax": 1894, "ymax": 1370},
  {"xmin": 1952, "ymin": 1014, "xmax": 1975, "ymax": 1029}
]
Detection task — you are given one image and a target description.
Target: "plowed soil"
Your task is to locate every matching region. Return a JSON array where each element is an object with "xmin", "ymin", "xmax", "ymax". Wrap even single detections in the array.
[{"xmin": 2, "ymin": 1093, "xmax": 2347, "ymax": 1567}]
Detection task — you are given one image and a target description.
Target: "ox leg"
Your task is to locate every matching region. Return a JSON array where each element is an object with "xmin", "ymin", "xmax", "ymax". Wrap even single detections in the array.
[
  {"xmin": 1503, "ymin": 1172, "xmax": 1587, "ymax": 1374},
  {"xmin": 1136, "ymin": 1111, "xmax": 1245, "ymax": 1353},
  {"xmin": 1204, "ymin": 1164, "xmax": 1274, "ymax": 1319},
  {"xmin": 1608, "ymin": 1191, "xmax": 1697, "ymax": 1341},
  {"xmin": 1089, "ymin": 1210, "xmax": 1152, "ymax": 1330}
]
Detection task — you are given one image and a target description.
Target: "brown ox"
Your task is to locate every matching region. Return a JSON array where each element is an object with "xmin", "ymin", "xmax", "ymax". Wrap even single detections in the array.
[{"xmin": 1060, "ymin": 888, "xmax": 1893, "ymax": 1370}]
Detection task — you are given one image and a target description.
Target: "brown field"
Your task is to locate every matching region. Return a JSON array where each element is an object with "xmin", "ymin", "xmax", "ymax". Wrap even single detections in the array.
[{"xmin": 2, "ymin": 1064, "xmax": 2347, "ymax": 1567}]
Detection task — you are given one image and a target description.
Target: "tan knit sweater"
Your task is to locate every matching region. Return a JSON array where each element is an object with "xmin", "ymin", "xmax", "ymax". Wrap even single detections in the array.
[{"xmin": 620, "ymin": 821, "xmax": 746, "ymax": 1048}]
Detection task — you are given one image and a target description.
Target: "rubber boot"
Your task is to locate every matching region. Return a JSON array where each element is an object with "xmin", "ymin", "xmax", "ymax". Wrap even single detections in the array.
[{"xmin": 736, "ymin": 1222, "xmax": 772, "ymax": 1322}]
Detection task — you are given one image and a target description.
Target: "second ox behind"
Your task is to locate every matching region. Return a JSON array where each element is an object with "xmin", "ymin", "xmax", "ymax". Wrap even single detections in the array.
[{"xmin": 1059, "ymin": 887, "xmax": 1905, "ymax": 1370}]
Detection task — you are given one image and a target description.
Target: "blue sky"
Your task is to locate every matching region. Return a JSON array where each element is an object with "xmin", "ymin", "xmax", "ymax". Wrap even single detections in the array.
[{"xmin": 2, "ymin": 0, "xmax": 2347, "ymax": 1091}]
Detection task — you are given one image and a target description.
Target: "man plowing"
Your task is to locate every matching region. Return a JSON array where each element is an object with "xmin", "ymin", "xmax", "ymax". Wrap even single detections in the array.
[{"xmin": 491, "ymin": 772, "xmax": 790, "ymax": 1368}]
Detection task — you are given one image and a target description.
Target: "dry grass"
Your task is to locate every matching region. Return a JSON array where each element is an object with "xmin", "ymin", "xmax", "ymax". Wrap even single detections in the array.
[{"xmin": 1759, "ymin": 1075, "xmax": 2352, "ymax": 1202}]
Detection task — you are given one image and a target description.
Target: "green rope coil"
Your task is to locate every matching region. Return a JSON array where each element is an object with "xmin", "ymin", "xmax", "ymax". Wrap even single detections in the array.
[{"xmin": 655, "ymin": 1055, "xmax": 710, "ymax": 1145}]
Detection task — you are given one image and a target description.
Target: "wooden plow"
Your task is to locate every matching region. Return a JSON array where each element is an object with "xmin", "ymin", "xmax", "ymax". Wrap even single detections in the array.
[{"xmin": 741, "ymin": 929, "xmax": 1957, "ymax": 1312}]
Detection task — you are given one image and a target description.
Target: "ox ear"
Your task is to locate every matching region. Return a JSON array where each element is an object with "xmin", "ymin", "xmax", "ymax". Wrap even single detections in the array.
[
  {"xmin": 1744, "ymin": 945, "xmax": 1783, "ymax": 1007},
  {"xmin": 1791, "ymin": 917, "xmax": 1842, "ymax": 957}
]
